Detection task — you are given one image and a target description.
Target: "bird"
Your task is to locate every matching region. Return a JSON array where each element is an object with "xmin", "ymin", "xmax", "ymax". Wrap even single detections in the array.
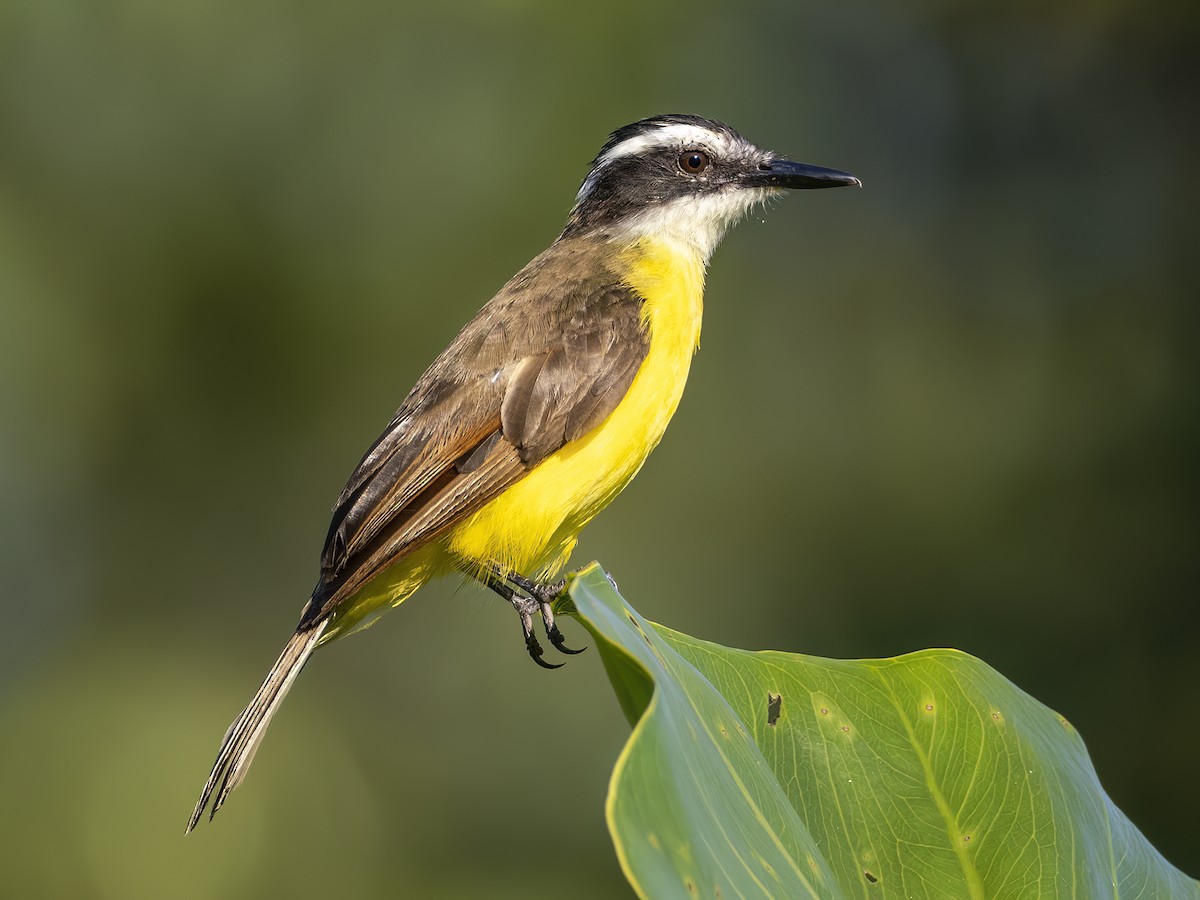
[{"xmin": 186, "ymin": 114, "xmax": 859, "ymax": 832}]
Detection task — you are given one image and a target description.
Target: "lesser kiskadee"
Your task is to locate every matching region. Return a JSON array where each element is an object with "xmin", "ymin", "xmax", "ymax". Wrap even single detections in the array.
[{"xmin": 186, "ymin": 114, "xmax": 859, "ymax": 831}]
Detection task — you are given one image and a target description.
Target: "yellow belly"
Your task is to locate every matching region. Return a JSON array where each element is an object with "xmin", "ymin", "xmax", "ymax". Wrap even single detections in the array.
[
  {"xmin": 322, "ymin": 236, "xmax": 704, "ymax": 642},
  {"xmin": 448, "ymin": 236, "xmax": 705, "ymax": 577}
]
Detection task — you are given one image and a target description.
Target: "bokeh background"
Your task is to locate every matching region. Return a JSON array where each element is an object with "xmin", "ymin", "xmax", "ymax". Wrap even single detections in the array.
[{"xmin": 1, "ymin": 0, "xmax": 1196, "ymax": 896}]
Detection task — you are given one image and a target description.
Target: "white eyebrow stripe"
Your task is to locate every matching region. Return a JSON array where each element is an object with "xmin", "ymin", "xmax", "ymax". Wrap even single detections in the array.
[
  {"xmin": 596, "ymin": 124, "xmax": 733, "ymax": 167},
  {"xmin": 576, "ymin": 123, "xmax": 744, "ymax": 204}
]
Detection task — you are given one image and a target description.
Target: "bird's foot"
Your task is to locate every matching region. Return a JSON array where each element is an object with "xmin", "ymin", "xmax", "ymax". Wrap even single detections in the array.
[
  {"xmin": 486, "ymin": 568, "xmax": 586, "ymax": 666},
  {"xmin": 505, "ymin": 573, "xmax": 585, "ymax": 657},
  {"xmin": 507, "ymin": 593, "xmax": 562, "ymax": 669}
]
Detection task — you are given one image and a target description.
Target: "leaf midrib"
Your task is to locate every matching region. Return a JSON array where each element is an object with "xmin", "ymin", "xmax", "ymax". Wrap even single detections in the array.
[{"xmin": 873, "ymin": 664, "xmax": 987, "ymax": 900}]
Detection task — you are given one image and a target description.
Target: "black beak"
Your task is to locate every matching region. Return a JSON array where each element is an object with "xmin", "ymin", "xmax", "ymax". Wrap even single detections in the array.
[{"xmin": 750, "ymin": 158, "xmax": 861, "ymax": 190}]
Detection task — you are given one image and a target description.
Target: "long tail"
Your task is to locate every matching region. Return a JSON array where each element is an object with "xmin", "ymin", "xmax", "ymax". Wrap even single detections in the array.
[{"xmin": 185, "ymin": 618, "xmax": 329, "ymax": 833}]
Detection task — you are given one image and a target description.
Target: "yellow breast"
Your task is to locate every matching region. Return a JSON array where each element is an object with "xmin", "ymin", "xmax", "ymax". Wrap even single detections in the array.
[{"xmin": 447, "ymin": 236, "xmax": 706, "ymax": 577}]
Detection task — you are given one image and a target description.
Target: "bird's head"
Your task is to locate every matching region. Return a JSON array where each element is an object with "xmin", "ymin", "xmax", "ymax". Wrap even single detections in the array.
[{"xmin": 565, "ymin": 114, "xmax": 860, "ymax": 261}]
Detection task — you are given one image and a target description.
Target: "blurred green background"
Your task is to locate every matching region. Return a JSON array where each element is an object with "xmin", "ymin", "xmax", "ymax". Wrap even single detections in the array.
[{"xmin": 1, "ymin": 0, "xmax": 1196, "ymax": 896}]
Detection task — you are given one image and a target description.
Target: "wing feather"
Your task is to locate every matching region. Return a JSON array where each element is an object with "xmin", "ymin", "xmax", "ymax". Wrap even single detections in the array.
[{"xmin": 307, "ymin": 236, "xmax": 652, "ymax": 623}]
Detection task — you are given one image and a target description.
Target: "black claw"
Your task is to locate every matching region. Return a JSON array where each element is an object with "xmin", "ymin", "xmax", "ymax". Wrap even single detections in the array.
[
  {"xmin": 521, "ymin": 614, "xmax": 562, "ymax": 669},
  {"xmin": 548, "ymin": 624, "xmax": 586, "ymax": 655},
  {"xmin": 529, "ymin": 646, "xmax": 564, "ymax": 669},
  {"xmin": 535, "ymin": 596, "xmax": 580, "ymax": 661}
]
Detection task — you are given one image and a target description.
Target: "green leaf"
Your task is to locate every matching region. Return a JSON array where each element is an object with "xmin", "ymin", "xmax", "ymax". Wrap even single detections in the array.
[{"xmin": 562, "ymin": 565, "xmax": 1199, "ymax": 900}]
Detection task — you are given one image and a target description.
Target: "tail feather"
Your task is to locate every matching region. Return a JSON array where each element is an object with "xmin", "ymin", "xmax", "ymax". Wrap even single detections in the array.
[{"xmin": 185, "ymin": 619, "xmax": 329, "ymax": 833}]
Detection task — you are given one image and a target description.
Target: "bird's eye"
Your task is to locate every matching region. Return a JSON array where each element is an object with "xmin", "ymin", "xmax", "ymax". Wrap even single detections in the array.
[{"xmin": 678, "ymin": 149, "xmax": 711, "ymax": 174}]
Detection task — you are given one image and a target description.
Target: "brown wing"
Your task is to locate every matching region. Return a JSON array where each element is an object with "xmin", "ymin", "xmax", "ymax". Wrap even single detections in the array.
[
  {"xmin": 501, "ymin": 296, "xmax": 649, "ymax": 462},
  {"xmin": 302, "ymin": 237, "xmax": 650, "ymax": 624}
]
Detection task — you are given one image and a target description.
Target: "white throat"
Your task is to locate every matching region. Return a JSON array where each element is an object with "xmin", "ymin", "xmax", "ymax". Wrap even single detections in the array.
[{"xmin": 615, "ymin": 187, "xmax": 778, "ymax": 263}]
